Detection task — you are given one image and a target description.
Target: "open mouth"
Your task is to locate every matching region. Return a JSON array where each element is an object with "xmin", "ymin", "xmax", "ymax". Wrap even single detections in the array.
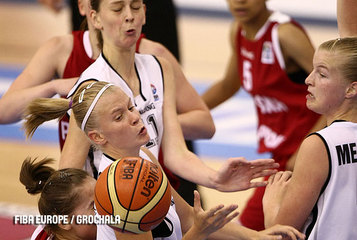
[{"xmin": 139, "ymin": 126, "xmax": 146, "ymax": 135}]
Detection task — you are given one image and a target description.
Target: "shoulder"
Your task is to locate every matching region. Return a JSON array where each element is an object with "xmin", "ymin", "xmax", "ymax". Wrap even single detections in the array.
[
  {"xmin": 139, "ymin": 38, "xmax": 168, "ymax": 57},
  {"xmin": 297, "ymin": 133, "xmax": 327, "ymax": 166},
  {"xmin": 42, "ymin": 34, "xmax": 74, "ymax": 56},
  {"xmin": 277, "ymin": 21, "xmax": 310, "ymax": 48}
]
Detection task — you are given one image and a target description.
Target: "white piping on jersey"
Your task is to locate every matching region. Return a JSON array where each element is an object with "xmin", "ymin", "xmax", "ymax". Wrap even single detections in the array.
[
  {"xmin": 271, "ymin": 24, "xmax": 285, "ymax": 70},
  {"xmin": 269, "ymin": 11, "xmax": 291, "ymax": 70},
  {"xmin": 83, "ymin": 30, "xmax": 93, "ymax": 59}
]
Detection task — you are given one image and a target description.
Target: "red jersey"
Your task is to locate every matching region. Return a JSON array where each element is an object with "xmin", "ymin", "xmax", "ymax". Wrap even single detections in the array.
[
  {"xmin": 237, "ymin": 12, "xmax": 320, "ymax": 159},
  {"xmin": 58, "ymin": 31, "xmax": 95, "ymax": 149}
]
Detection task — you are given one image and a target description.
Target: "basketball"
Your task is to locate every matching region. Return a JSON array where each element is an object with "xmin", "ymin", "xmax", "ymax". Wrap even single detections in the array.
[{"xmin": 94, "ymin": 157, "xmax": 171, "ymax": 234}]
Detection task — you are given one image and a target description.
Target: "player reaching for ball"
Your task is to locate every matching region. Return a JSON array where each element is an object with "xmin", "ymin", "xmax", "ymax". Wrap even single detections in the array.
[
  {"xmin": 23, "ymin": 81, "xmax": 306, "ymax": 239},
  {"xmin": 59, "ymin": 0, "xmax": 279, "ymax": 193}
]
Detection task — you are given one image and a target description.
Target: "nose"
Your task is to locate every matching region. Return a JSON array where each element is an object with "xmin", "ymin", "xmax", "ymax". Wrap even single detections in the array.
[
  {"xmin": 130, "ymin": 109, "xmax": 141, "ymax": 125},
  {"xmin": 305, "ymin": 71, "xmax": 313, "ymax": 86},
  {"xmin": 124, "ymin": 6, "xmax": 134, "ymax": 22}
]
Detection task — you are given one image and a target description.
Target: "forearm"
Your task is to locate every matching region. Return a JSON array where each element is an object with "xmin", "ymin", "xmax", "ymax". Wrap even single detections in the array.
[
  {"xmin": 0, "ymin": 81, "xmax": 56, "ymax": 123},
  {"xmin": 202, "ymin": 81, "xmax": 236, "ymax": 110},
  {"xmin": 178, "ymin": 110, "xmax": 215, "ymax": 140},
  {"xmin": 337, "ymin": 0, "xmax": 357, "ymax": 37},
  {"xmin": 208, "ymin": 222, "xmax": 258, "ymax": 240},
  {"xmin": 164, "ymin": 149, "xmax": 218, "ymax": 189},
  {"xmin": 59, "ymin": 114, "xmax": 91, "ymax": 169}
]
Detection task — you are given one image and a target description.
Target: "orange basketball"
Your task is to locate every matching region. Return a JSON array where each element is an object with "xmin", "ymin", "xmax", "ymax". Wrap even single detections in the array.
[{"xmin": 94, "ymin": 157, "xmax": 171, "ymax": 234}]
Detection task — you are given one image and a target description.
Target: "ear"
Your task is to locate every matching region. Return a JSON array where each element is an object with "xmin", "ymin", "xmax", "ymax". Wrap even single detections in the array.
[
  {"xmin": 90, "ymin": 10, "xmax": 103, "ymax": 30},
  {"xmin": 346, "ymin": 82, "xmax": 357, "ymax": 98},
  {"xmin": 87, "ymin": 129, "xmax": 107, "ymax": 146},
  {"xmin": 77, "ymin": 0, "xmax": 86, "ymax": 16},
  {"xmin": 58, "ymin": 223, "xmax": 72, "ymax": 231}
]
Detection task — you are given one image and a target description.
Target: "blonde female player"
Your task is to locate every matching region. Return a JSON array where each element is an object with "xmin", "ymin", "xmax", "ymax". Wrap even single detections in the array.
[
  {"xmin": 24, "ymin": 81, "xmax": 306, "ymax": 240},
  {"xmin": 263, "ymin": 37, "xmax": 357, "ymax": 239},
  {"xmin": 59, "ymin": 0, "xmax": 279, "ymax": 193}
]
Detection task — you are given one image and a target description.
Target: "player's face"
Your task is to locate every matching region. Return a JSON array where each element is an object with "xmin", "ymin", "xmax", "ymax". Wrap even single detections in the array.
[
  {"xmin": 226, "ymin": 0, "xmax": 268, "ymax": 23},
  {"xmin": 95, "ymin": 87, "xmax": 150, "ymax": 152},
  {"xmin": 305, "ymin": 49, "xmax": 349, "ymax": 116},
  {"xmin": 92, "ymin": 0, "xmax": 146, "ymax": 49},
  {"xmin": 70, "ymin": 176, "xmax": 97, "ymax": 240}
]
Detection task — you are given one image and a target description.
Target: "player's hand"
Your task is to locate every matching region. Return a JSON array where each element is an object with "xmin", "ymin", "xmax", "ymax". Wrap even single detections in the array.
[
  {"xmin": 52, "ymin": 77, "xmax": 78, "ymax": 96},
  {"xmin": 188, "ymin": 190, "xmax": 239, "ymax": 239},
  {"xmin": 263, "ymin": 171, "xmax": 292, "ymax": 228},
  {"xmin": 214, "ymin": 157, "xmax": 279, "ymax": 192},
  {"xmin": 258, "ymin": 224, "xmax": 305, "ymax": 240}
]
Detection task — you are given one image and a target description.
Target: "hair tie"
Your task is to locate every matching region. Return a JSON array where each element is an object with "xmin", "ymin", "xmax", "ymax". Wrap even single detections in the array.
[{"xmin": 68, "ymin": 99, "xmax": 73, "ymax": 109}]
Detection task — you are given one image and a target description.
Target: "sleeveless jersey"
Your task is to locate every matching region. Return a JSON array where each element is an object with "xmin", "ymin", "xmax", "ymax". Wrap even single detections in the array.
[
  {"xmin": 302, "ymin": 121, "xmax": 357, "ymax": 240},
  {"xmin": 59, "ymin": 32, "xmax": 144, "ymax": 150},
  {"xmin": 31, "ymin": 225, "xmax": 52, "ymax": 240},
  {"xmin": 96, "ymin": 152, "xmax": 182, "ymax": 240},
  {"xmin": 68, "ymin": 53, "xmax": 164, "ymax": 168},
  {"xmin": 237, "ymin": 11, "xmax": 320, "ymax": 158},
  {"xmin": 59, "ymin": 30, "xmax": 95, "ymax": 150}
]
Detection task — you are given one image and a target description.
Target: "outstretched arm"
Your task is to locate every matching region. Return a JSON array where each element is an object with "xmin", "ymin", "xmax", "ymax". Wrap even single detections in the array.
[
  {"xmin": 0, "ymin": 35, "xmax": 75, "ymax": 123},
  {"xmin": 159, "ymin": 56, "xmax": 278, "ymax": 191}
]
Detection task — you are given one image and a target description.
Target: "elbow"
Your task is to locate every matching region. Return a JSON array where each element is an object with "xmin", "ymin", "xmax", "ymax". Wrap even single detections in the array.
[
  {"xmin": 0, "ymin": 104, "xmax": 19, "ymax": 124},
  {"xmin": 200, "ymin": 112, "xmax": 216, "ymax": 139}
]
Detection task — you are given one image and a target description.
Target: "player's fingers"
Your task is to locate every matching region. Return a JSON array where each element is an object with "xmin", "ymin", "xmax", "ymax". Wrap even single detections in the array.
[
  {"xmin": 280, "ymin": 171, "xmax": 293, "ymax": 181},
  {"xmin": 193, "ymin": 190, "xmax": 202, "ymax": 212},
  {"xmin": 248, "ymin": 158, "xmax": 276, "ymax": 166},
  {"xmin": 249, "ymin": 181, "xmax": 268, "ymax": 188},
  {"xmin": 252, "ymin": 169, "xmax": 278, "ymax": 179},
  {"xmin": 206, "ymin": 204, "xmax": 225, "ymax": 217}
]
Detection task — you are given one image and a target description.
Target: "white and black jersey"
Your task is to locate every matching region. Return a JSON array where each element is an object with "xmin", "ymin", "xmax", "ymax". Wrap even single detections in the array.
[
  {"xmin": 68, "ymin": 53, "xmax": 164, "ymax": 175},
  {"xmin": 302, "ymin": 121, "xmax": 357, "ymax": 240}
]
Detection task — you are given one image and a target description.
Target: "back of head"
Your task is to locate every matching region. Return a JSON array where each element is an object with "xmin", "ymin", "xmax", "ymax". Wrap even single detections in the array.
[
  {"xmin": 20, "ymin": 157, "xmax": 90, "ymax": 238},
  {"xmin": 319, "ymin": 37, "xmax": 357, "ymax": 83}
]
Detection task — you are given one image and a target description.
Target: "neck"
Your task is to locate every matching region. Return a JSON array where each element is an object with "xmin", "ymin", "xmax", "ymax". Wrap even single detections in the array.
[
  {"xmin": 102, "ymin": 44, "xmax": 139, "ymax": 94},
  {"xmin": 103, "ymin": 145, "xmax": 141, "ymax": 160},
  {"xmin": 326, "ymin": 102, "xmax": 357, "ymax": 125},
  {"xmin": 241, "ymin": 9, "xmax": 271, "ymax": 39}
]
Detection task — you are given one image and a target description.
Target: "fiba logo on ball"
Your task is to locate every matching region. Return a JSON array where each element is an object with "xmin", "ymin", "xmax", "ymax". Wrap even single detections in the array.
[{"xmin": 94, "ymin": 157, "xmax": 171, "ymax": 233}]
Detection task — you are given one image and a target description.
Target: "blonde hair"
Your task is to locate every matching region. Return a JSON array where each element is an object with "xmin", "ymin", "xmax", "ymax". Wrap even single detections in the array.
[
  {"xmin": 319, "ymin": 37, "xmax": 357, "ymax": 83},
  {"xmin": 23, "ymin": 81, "xmax": 115, "ymax": 138}
]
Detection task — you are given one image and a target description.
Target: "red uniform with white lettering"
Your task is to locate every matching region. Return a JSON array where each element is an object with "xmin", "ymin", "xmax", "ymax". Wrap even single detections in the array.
[{"xmin": 237, "ymin": 12, "xmax": 320, "ymax": 230}]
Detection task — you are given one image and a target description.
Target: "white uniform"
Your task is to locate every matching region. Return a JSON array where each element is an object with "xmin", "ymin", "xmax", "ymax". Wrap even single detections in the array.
[
  {"xmin": 68, "ymin": 53, "xmax": 164, "ymax": 173},
  {"xmin": 302, "ymin": 121, "xmax": 357, "ymax": 240},
  {"xmin": 96, "ymin": 152, "xmax": 183, "ymax": 240}
]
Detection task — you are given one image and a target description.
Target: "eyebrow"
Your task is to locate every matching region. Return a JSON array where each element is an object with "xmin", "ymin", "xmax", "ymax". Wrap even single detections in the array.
[{"xmin": 110, "ymin": 98, "xmax": 131, "ymax": 114}]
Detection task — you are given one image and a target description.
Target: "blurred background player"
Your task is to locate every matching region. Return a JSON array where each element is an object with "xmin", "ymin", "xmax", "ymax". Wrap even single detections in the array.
[{"xmin": 202, "ymin": 0, "xmax": 324, "ymax": 230}]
